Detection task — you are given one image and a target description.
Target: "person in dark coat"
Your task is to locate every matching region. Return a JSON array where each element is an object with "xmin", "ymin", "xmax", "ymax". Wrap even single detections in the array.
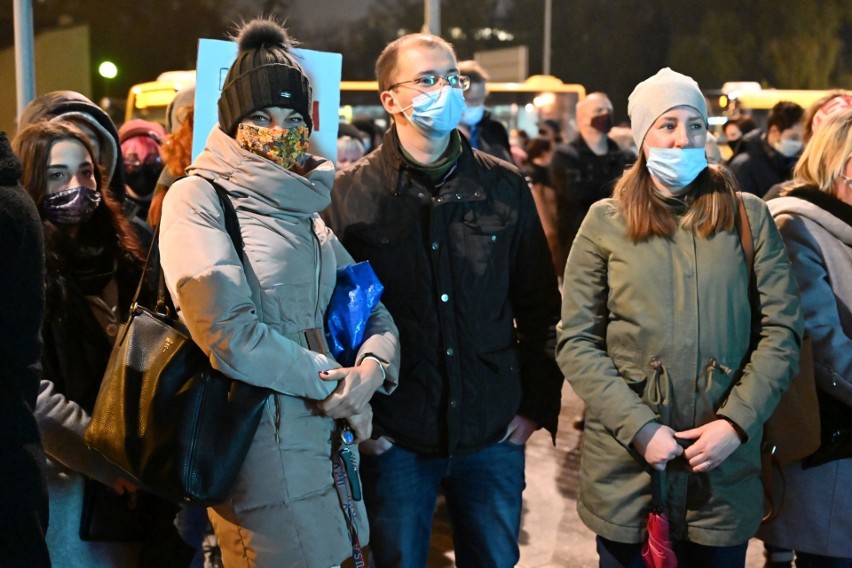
[
  {"xmin": 457, "ymin": 59, "xmax": 515, "ymax": 164},
  {"xmin": 0, "ymin": 131, "xmax": 51, "ymax": 568},
  {"xmin": 324, "ymin": 33, "xmax": 563, "ymax": 568},
  {"xmin": 729, "ymin": 101, "xmax": 804, "ymax": 198},
  {"xmin": 549, "ymin": 91, "xmax": 627, "ymax": 276}
]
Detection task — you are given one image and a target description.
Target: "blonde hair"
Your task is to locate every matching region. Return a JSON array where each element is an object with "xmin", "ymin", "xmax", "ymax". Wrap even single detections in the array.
[
  {"xmin": 793, "ymin": 107, "xmax": 852, "ymax": 197},
  {"xmin": 615, "ymin": 154, "xmax": 738, "ymax": 241}
]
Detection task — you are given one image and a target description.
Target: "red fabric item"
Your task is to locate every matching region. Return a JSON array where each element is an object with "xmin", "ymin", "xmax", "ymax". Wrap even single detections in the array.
[{"xmin": 642, "ymin": 510, "xmax": 678, "ymax": 568}]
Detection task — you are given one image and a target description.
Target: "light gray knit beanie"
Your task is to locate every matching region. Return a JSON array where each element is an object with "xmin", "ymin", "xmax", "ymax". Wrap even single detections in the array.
[{"xmin": 627, "ymin": 68, "xmax": 707, "ymax": 150}]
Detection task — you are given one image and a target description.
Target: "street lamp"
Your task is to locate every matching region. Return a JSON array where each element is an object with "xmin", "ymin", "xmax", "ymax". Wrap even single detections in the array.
[
  {"xmin": 98, "ymin": 60, "xmax": 118, "ymax": 101},
  {"xmin": 543, "ymin": 0, "xmax": 552, "ymax": 76},
  {"xmin": 99, "ymin": 61, "xmax": 118, "ymax": 80}
]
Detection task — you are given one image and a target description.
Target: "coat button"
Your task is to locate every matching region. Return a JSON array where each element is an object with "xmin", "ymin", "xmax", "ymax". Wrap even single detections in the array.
[
  {"xmin": 440, "ymin": 294, "xmax": 449, "ymax": 302},
  {"xmin": 446, "ymin": 348, "xmax": 454, "ymax": 356},
  {"xmin": 431, "ymin": 242, "xmax": 439, "ymax": 250}
]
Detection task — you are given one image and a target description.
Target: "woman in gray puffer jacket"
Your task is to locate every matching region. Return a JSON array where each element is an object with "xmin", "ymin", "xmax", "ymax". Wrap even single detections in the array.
[
  {"xmin": 758, "ymin": 107, "xmax": 852, "ymax": 567},
  {"xmin": 159, "ymin": 18, "xmax": 400, "ymax": 568}
]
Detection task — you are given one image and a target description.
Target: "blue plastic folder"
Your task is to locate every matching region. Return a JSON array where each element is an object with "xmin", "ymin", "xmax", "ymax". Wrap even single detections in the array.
[{"xmin": 325, "ymin": 261, "xmax": 384, "ymax": 367}]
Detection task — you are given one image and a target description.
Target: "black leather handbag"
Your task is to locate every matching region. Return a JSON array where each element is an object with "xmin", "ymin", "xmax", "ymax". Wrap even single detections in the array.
[{"xmin": 85, "ymin": 180, "xmax": 271, "ymax": 505}]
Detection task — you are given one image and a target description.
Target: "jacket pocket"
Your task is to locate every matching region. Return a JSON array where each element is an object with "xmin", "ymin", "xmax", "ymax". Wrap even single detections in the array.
[
  {"xmin": 476, "ymin": 346, "xmax": 523, "ymax": 441},
  {"xmin": 459, "ymin": 220, "xmax": 511, "ymax": 279}
]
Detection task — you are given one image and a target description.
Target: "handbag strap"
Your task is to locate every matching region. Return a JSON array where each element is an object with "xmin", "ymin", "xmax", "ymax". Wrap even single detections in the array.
[
  {"xmin": 125, "ymin": 177, "xmax": 246, "ymax": 318},
  {"xmin": 734, "ymin": 193, "xmax": 795, "ymax": 521},
  {"xmin": 154, "ymin": 178, "xmax": 245, "ymax": 314},
  {"xmin": 733, "ymin": 192, "xmax": 754, "ymax": 282}
]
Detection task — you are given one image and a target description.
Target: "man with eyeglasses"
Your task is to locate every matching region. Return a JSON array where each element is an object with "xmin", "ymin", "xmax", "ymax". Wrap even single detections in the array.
[{"xmin": 324, "ymin": 33, "xmax": 563, "ymax": 567}]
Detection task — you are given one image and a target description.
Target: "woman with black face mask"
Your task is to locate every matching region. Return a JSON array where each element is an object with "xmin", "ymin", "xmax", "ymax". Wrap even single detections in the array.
[{"xmin": 12, "ymin": 121, "xmax": 183, "ymax": 567}]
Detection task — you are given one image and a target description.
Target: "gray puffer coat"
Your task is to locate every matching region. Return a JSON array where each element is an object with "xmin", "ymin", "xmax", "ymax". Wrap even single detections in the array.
[{"xmin": 160, "ymin": 126, "xmax": 400, "ymax": 567}]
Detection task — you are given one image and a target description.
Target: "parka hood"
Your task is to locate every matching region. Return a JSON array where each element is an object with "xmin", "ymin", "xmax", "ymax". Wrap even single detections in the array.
[{"xmin": 769, "ymin": 187, "xmax": 852, "ymax": 246}]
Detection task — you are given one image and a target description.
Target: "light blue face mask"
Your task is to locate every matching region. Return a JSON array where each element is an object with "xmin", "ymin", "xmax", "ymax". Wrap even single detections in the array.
[
  {"xmin": 646, "ymin": 147, "xmax": 708, "ymax": 194},
  {"xmin": 395, "ymin": 85, "xmax": 466, "ymax": 138},
  {"xmin": 461, "ymin": 104, "xmax": 485, "ymax": 127}
]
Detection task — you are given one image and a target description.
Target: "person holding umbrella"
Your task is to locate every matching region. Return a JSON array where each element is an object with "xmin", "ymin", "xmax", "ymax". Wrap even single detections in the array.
[{"xmin": 556, "ymin": 68, "xmax": 803, "ymax": 567}]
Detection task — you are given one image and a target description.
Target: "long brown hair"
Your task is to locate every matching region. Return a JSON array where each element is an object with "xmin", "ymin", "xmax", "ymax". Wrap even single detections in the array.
[
  {"xmin": 614, "ymin": 153, "xmax": 739, "ymax": 241},
  {"xmin": 13, "ymin": 121, "xmax": 147, "ymax": 276}
]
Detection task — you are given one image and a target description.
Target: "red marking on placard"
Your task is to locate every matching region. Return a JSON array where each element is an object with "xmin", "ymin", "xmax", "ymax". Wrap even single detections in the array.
[{"xmin": 313, "ymin": 101, "xmax": 320, "ymax": 131}]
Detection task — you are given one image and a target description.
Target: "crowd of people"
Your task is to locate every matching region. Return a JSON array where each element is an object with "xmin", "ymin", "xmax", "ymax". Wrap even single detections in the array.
[{"xmin": 1, "ymin": 13, "xmax": 850, "ymax": 568}]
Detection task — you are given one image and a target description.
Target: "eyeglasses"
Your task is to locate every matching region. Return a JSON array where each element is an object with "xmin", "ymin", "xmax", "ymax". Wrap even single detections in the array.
[{"xmin": 388, "ymin": 74, "xmax": 471, "ymax": 91}]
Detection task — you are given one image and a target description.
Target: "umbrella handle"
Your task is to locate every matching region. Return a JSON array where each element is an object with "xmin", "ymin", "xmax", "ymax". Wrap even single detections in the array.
[{"xmin": 650, "ymin": 468, "xmax": 665, "ymax": 510}]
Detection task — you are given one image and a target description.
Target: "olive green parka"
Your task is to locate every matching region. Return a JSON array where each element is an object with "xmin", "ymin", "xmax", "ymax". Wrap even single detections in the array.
[{"xmin": 556, "ymin": 191, "xmax": 803, "ymax": 546}]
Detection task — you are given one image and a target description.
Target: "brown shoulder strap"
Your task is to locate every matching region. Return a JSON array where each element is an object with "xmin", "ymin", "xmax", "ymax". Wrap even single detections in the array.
[{"xmin": 734, "ymin": 193, "xmax": 754, "ymax": 280}]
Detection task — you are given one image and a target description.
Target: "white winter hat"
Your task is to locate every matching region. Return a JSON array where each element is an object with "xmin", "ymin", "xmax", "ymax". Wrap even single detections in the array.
[{"xmin": 628, "ymin": 67, "xmax": 707, "ymax": 150}]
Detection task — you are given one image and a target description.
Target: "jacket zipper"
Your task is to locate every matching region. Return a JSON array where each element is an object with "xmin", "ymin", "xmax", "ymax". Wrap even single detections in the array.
[
  {"xmin": 310, "ymin": 218, "xmax": 322, "ymax": 322},
  {"xmin": 273, "ymin": 394, "xmax": 281, "ymax": 445}
]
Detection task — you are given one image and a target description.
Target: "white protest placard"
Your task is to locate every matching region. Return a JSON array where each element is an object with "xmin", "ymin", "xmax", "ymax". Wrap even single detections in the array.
[{"xmin": 193, "ymin": 38, "xmax": 341, "ymax": 162}]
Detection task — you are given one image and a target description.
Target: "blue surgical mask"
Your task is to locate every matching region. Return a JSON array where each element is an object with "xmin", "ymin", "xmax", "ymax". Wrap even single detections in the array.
[
  {"xmin": 461, "ymin": 104, "xmax": 485, "ymax": 127},
  {"xmin": 395, "ymin": 86, "xmax": 466, "ymax": 138},
  {"xmin": 646, "ymin": 148, "xmax": 707, "ymax": 194},
  {"xmin": 42, "ymin": 186, "xmax": 101, "ymax": 225}
]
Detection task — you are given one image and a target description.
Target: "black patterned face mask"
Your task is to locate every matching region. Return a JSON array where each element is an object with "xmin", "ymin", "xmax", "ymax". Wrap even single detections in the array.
[{"xmin": 42, "ymin": 186, "xmax": 101, "ymax": 225}]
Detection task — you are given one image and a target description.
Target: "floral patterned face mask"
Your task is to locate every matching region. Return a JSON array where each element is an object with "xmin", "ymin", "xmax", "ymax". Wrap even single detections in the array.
[{"xmin": 236, "ymin": 123, "xmax": 310, "ymax": 169}]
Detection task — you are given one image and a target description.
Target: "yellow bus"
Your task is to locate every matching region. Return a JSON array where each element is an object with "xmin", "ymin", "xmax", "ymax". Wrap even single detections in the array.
[
  {"xmin": 125, "ymin": 71, "xmax": 196, "ymax": 126},
  {"xmin": 715, "ymin": 84, "xmax": 837, "ymax": 129},
  {"xmin": 340, "ymin": 74, "xmax": 586, "ymax": 139}
]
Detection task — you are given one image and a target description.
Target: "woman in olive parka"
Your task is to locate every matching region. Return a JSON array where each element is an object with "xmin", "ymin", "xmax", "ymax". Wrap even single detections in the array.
[{"xmin": 556, "ymin": 68, "xmax": 803, "ymax": 568}]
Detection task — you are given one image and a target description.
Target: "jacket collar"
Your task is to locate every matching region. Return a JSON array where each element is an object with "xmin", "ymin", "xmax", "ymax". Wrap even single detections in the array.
[{"xmin": 380, "ymin": 124, "xmax": 487, "ymax": 205}]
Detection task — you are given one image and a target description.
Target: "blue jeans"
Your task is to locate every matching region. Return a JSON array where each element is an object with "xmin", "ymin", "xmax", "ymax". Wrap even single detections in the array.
[
  {"xmin": 596, "ymin": 536, "xmax": 748, "ymax": 568},
  {"xmin": 795, "ymin": 551, "xmax": 852, "ymax": 568},
  {"xmin": 359, "ymin": 440, "xmax": 525, "ymax": 568}
]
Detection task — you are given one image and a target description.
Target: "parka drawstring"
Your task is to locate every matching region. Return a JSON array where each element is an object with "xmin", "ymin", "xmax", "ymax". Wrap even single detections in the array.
[{"xmin": 647, "ymin": 356, "xmax": 673, "ymax": 426}]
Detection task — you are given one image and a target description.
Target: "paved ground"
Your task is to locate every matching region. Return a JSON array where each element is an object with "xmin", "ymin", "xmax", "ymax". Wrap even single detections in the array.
[{"xmin": 423, "ymin": 382, "xmax": 768, "ymax": 567}]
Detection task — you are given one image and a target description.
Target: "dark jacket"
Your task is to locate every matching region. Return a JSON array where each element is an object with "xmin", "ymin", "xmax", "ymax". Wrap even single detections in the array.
[
  {"xmin": 466, "ymin": 110, "xmax": 514, "ymax": 164},
  {"xmin": 324, "ymin": 126, "xmax": 563, "ymax": 456},
  {"xmin": 728, "ymin": 129, "xmax": 797, "ymax": 198},
  {"xmin": 0, "ymin": 132, "xmax": 50, "ymax": 568},
  {"xmin": 549, "ymin": 135, "xmax": 626, "ymax": 272}
]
